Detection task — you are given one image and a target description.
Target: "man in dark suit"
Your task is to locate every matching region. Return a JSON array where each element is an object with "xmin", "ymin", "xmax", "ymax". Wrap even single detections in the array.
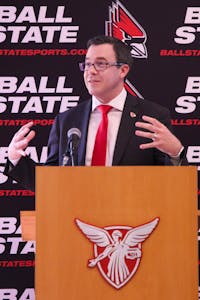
[{"xmin": 4, "ymin": 35, "xmax": 185, "ymax": 191}]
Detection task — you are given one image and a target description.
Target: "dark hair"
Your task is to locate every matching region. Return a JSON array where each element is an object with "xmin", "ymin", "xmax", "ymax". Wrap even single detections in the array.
[{"xmin": 87, "ymin": 35, "xmax": 133, "ymax": 70}]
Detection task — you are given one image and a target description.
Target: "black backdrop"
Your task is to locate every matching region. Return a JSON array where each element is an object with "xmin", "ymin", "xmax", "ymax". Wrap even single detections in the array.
[{"xmin": 0, "ymin": 1, "xmax": 199, "ymax": 299}]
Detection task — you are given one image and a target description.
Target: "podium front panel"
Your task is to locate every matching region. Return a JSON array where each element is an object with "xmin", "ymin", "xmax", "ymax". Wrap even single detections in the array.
[{"xmin": 35, "ymin": 166, "xmax": 198, "ymax": 300}]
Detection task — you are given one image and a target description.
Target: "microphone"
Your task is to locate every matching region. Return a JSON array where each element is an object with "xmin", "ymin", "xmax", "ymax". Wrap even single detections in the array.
[{"xmin": 63, "ymin": 128, "xmax": 81, "ymax": 166}]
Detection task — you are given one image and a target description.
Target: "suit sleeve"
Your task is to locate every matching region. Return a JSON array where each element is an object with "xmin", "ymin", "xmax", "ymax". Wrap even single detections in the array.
[
  {"xmin": 45, "ymin": 114, "xmax": 61, "ymax": 166},
  {"xmin": 4, "ymin": 156, "xmax": 36, "ymax": 192}
]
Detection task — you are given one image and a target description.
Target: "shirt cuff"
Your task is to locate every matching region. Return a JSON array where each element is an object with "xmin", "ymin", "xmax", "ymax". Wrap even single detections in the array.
[
  {"xmin": 169, "ymin": 146, "xmax": 185, "ymax": 159},
  {"xmin": 9, "ymin": 158, "xmax": 20, "ymax": 166}
]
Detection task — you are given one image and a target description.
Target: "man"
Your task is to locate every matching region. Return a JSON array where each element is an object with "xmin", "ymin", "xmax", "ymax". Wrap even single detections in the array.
[{"xmin": 4, "ymin": 35, "xmax": 185, "ymax": 191}]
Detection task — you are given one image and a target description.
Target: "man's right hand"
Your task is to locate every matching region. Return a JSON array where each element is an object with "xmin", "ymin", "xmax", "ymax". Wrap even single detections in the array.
[{"xmin": 8, "ymin": 121, "xmax": 36, "ymax": 161}]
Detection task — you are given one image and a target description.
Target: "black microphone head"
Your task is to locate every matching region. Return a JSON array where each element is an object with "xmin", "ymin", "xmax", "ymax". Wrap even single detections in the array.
[
  {"xmin": 67, "ymin": 128, "xmax": 81, "ymax": 152},
  {"xmin": 66, "ymin": 128, "xmax": 81, "ymax": 166},
  {"xmin": 63, "ymin": 128, "xmax": 81, "ymax": 166},
  {"xmin": 67, "ymin": 128, "xmax": 81, "ymax": 139}
]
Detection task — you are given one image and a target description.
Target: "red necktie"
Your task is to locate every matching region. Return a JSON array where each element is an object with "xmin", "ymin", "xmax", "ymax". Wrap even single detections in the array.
[{"xmin": 91, "ymin": 105, "xmax": 112, "ymax": 166}]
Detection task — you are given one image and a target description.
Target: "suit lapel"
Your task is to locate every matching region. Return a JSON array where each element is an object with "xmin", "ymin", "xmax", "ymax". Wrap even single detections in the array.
[{"xmin": 112, "ymin": 95, "xmax": 142, "ymax": 165}]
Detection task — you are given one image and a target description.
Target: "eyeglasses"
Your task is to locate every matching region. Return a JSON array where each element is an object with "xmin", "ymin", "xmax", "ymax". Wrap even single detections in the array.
[{"xmin": 79, "ymin": 61, "xmax": 124, "ymax": 72}]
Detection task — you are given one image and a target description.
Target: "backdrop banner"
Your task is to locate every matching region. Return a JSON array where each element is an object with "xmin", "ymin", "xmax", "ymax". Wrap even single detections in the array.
[{"xmin": 0, "ymin": 1, "xmax": 199, "ymax": 299}]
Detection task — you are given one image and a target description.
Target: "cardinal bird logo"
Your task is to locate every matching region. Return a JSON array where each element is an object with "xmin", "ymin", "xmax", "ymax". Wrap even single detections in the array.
[
  {"xmin": 76, "ymin": 218, "xmax": 159, "ymax": 289},
  {"xmin": 105, "ymin": 0, "xmax": 147, "ymax": 59},
  {"xmin": 105, "ymin": 1, "xmax": 147, "ymax": 97}
]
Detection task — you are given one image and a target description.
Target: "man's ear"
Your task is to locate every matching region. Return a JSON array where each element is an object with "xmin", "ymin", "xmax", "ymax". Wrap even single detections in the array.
[{"xmin": 120, "ymin": 64, "xmax": 130, "ymax": 79}]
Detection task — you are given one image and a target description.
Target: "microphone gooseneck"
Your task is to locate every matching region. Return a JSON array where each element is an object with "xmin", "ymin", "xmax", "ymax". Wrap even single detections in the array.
[{"xmin": 62, "ymin": 128, "xmax": 81, "ymax": 166}]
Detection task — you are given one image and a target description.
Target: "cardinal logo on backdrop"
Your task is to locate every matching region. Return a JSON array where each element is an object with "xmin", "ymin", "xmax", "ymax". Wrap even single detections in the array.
[
  {"xmin": 105, "ymin": 0, "xmax": 147, "ymax": 97},
  {"xmin": 105, "ymin": 0, "xmax": 147, "ymax": 58},
  {"xmin": 76, "ymin": 218, "xmax": 159, "ymax": 289}
]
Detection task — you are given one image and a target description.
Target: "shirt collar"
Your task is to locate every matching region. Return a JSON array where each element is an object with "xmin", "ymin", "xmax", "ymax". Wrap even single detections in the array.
[{"xmin": 92, "ymin": 88, "xmax": 127, "ymax": 112}]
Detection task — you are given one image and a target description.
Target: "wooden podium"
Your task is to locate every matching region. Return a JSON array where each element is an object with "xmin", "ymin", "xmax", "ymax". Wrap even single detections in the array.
[{"xmin": 25, "ymin": 166, "xmax": 198, "ymax": 299}]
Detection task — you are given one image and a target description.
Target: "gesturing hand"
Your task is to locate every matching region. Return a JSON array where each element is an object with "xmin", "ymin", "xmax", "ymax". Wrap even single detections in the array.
[
  {"xmin": 135, "ymin": 115, "xmax": 183, "ymax": 157},
  {"xmin": 8, "ymin": 121, "xmax": 36, "ymax": 161}
]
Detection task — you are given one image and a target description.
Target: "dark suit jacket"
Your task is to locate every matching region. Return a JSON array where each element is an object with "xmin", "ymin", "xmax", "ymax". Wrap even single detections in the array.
[{"xmin": 4, "ymin": 94, "xmax": 182, "ymax": 191}]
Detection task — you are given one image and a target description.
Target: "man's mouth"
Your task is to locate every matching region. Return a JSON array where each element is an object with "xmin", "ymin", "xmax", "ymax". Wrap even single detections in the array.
[{"xmin": 87, "ymin": 79, "xmax": 100, "ymax": 84}]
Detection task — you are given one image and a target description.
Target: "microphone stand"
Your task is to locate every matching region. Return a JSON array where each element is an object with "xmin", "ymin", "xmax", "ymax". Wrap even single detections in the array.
[
  {"xmin": 62, "ymin": 128, "xmax": 81, "ymax": 166},
  {"xmin": 68, "ymin": 139, "xmax": 78, "ymax": 166}
]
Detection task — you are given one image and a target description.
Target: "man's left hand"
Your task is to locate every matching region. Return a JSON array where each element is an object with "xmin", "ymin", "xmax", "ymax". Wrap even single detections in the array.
[{"xmin": 135, "ymin": 115, "xmax": 183, "ymax": 157}]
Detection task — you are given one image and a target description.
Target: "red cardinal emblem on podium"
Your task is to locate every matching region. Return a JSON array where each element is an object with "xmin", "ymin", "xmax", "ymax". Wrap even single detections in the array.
[{"xmin": 76, "ymin": 218, "xmax": 159, "ymax": 289}]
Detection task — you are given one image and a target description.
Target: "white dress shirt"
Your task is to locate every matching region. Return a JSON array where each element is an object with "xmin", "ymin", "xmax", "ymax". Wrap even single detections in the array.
[{"xmin": 85, "ymin": 88, "xmax": 127, "ymax": 166}]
